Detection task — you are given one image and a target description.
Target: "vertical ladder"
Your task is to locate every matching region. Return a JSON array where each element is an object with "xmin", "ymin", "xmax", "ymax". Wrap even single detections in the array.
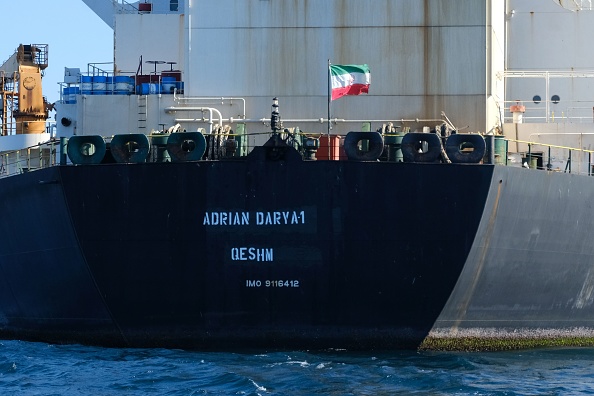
[{"xmin": 138, "ymin": 94, "xmax": 147, "ymax": 131}]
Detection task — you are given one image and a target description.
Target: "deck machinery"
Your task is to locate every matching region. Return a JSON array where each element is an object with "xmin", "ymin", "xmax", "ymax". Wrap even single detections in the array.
[{"xmin": 0, "ymin": 44, "xmax": 50, "ymax": 136}]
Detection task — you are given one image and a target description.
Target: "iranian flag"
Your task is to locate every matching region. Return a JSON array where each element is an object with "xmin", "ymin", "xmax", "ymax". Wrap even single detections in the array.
[{"xmin": 330, "ymin": 64, "xmax": 370, "ymax": 101}]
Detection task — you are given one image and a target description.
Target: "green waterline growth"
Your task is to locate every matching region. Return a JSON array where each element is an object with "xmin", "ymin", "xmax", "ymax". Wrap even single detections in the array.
[{"xmin": 419, "ymin": 336, "xmax": 594, "ymax": 352}]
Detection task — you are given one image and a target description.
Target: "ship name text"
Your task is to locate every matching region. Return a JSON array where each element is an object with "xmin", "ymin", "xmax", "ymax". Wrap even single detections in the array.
[{"xmin": 203, "ymin": 210, "xmax": 305, "ymax": 226}]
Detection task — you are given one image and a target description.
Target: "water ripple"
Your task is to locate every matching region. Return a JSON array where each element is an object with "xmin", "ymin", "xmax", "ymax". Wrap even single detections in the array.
[{"xmin": 0, "ymin": 342, "xmax": 594, "ymax": 395}]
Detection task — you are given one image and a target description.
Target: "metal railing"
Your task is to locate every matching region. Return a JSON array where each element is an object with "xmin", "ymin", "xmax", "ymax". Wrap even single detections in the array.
[
  {"xmin": 0, "ymin": 140, "xmax": 58, "ymax": 179},
  {"xmin": 5, "ymin": 133, "xmax": 594, "ymax": 178},
  {"xmin": 113, "ymin": 0, "xmax": 138, "ymax": 13},
  {"xmin": 505, "ymin": 138, "xmax": 594, "ymax": 175},
  {"xmin": 501, "ymin": 101, "xmax": 594, "ymax": 124}
]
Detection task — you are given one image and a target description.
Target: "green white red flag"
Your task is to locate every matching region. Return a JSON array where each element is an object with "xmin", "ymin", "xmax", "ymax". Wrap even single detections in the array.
[{"xmin": 330, "ymin": 64, "xmax": 370, "ymax": 100}]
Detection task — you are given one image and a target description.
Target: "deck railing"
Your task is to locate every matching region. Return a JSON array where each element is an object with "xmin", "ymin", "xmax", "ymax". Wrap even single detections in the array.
[
  {"xmin": 0, "ymin": 140, "xmax": 58, "ymax": 179},
  {"xmin": 4, "ymin": 134, "xmax": 594, "ymax": 179},
  {"xmin": 501, "ymin": 138, "xmax": 594, "ymax": 175}
]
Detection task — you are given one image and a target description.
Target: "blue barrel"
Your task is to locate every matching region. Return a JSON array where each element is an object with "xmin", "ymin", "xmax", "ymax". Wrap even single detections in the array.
[
  {"xmin": 92, "ymin": 76, "xmax": 107, "ymax": 95},
  {"xmin": 70, "ymin": 87, "xmax": 80, "ymax": 104},
  {"xmin": 114, "ymin": 76, "xmax": 132, "ymax": 95},
  {"xmin": 81, "ymin": 75, "xmax": 93, "ymax": 95},
  {"xmin": 139, "ymin": 83, "xmax": 160, "ymax": 95},
  {"xmin": 162, "ymin": 77, "xmax": 176, "ymax": 94},
  {"xmin": 62, "ymin": 87, "xmax": 71, "ymax": 104},
  {"xmin": 127, "ymin": 77, "xmax": 135, "ymax": 94},
  {"xmin": 150, "ymin": 83, "xmax": 161, "ymax": 94},
  {"xmin": 105, "ymin": 76, "xmax": 114, "ymax": 94}
]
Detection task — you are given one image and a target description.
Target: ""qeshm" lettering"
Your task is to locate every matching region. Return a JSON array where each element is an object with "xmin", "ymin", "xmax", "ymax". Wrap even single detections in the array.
[{"xmin": 231, "ymin": 247, "xmax": 274, "ymax": 262}]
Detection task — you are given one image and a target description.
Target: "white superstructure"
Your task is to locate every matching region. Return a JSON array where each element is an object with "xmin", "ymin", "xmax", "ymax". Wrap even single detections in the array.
[
  {"xmin": 56, "ymin": 0, "xmax": 504, "ymax": 141},
  {"xmin": 502, "ymin": 0, "xmax": 594, "ymax": 173}
]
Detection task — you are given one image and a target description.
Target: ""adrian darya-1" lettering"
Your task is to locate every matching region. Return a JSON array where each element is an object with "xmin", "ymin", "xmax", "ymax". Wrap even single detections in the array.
[{"xmin": 202, "ymin": 210, "xmax": 305, "ymax": 226}]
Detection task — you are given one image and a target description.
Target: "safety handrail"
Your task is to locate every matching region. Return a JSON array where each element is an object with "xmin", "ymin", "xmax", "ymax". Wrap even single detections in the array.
[{"xmin": 505, "ymin": 137, "xmax": 594, "ymax": 175}]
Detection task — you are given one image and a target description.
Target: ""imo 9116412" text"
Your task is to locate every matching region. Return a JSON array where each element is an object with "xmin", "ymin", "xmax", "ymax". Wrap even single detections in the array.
[{"xmin": 245, "ymin": 280, "xmax": 300, "ymax": 288}]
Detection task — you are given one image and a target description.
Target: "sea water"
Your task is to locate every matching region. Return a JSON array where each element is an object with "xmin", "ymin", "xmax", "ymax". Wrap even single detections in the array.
[{"xmin": 0, "ymin": 340, "xmax": 593, "ymax": 395}]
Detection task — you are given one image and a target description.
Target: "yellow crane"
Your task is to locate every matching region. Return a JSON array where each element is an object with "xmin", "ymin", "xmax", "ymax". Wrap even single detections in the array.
[{"xmin": 0, "ymin": 44, "xmax": 50, "ymax": 136}]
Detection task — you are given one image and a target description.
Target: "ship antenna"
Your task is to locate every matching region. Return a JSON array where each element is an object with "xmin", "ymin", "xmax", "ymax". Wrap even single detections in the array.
[{"xmin": 270, "ymin": 97, "xmax": 281, "ymax": 135}]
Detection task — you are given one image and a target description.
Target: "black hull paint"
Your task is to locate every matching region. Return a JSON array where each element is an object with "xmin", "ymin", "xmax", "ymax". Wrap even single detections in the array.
[{"xmin": 0, "ymin": 150, "xmax": 493, "ymax": 349}]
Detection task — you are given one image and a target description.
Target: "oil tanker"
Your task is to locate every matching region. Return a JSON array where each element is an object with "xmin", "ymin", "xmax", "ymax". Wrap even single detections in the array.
[{"xmin": 1, "ymin": 1, "xmax": 594, "ymax": 351}]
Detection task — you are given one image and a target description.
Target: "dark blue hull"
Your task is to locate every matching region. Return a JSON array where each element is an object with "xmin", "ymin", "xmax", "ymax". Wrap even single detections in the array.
[{"xmin": 0, "ymin": 149, "xmax": 493, "ymax": 349}]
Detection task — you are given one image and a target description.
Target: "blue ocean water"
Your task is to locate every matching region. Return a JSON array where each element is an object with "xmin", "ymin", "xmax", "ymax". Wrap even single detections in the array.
[{"xmin": 0, "ymin": 341, "xmax": 593, "ymax": 395}]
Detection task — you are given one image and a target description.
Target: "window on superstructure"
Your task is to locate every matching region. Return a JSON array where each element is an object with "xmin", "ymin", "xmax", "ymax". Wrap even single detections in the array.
[{"xmin": 170, "ymin": 0, "xmax": 178, "ymax": 11}]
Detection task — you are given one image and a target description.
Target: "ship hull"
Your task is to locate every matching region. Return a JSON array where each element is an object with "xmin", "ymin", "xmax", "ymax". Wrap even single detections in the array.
[
  {"xmin": 427, "ymin": 165, "xmax": 594, "ymax": 349},
  {"xmin": 0, "ymin": 150, "xmax": 493, "ymax": 349},
  {"xmin": 3, "ymin": 149, "xmax": 593, "ymax": 350}
]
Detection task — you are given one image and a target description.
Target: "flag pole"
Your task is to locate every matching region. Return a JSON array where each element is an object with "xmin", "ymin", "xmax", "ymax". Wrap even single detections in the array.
[{"xmin": 327, "ymin": 59, "xmax": 331, "ymax": 158}]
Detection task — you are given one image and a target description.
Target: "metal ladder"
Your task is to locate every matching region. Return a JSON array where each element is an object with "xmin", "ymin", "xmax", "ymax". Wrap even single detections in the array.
[{"xmin": 138, "ymin": 94, "xmax": 147, "ymax": 131}]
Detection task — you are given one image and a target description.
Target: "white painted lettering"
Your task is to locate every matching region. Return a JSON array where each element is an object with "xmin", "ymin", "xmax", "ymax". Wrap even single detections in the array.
[
  {"xmin": 246, "ymin": 280, "xmax": 261, "ymax": 287},
  {"xmin": 204, "ymin": 210, "xmax": 306, "ymax": 226},
  {"xmin": 231, "ymin": 247, "xmax": 274, "ymax": 262},
  {"xmin": 203, "ymin": 211, "xmax": 251, "ymax": 226}
]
